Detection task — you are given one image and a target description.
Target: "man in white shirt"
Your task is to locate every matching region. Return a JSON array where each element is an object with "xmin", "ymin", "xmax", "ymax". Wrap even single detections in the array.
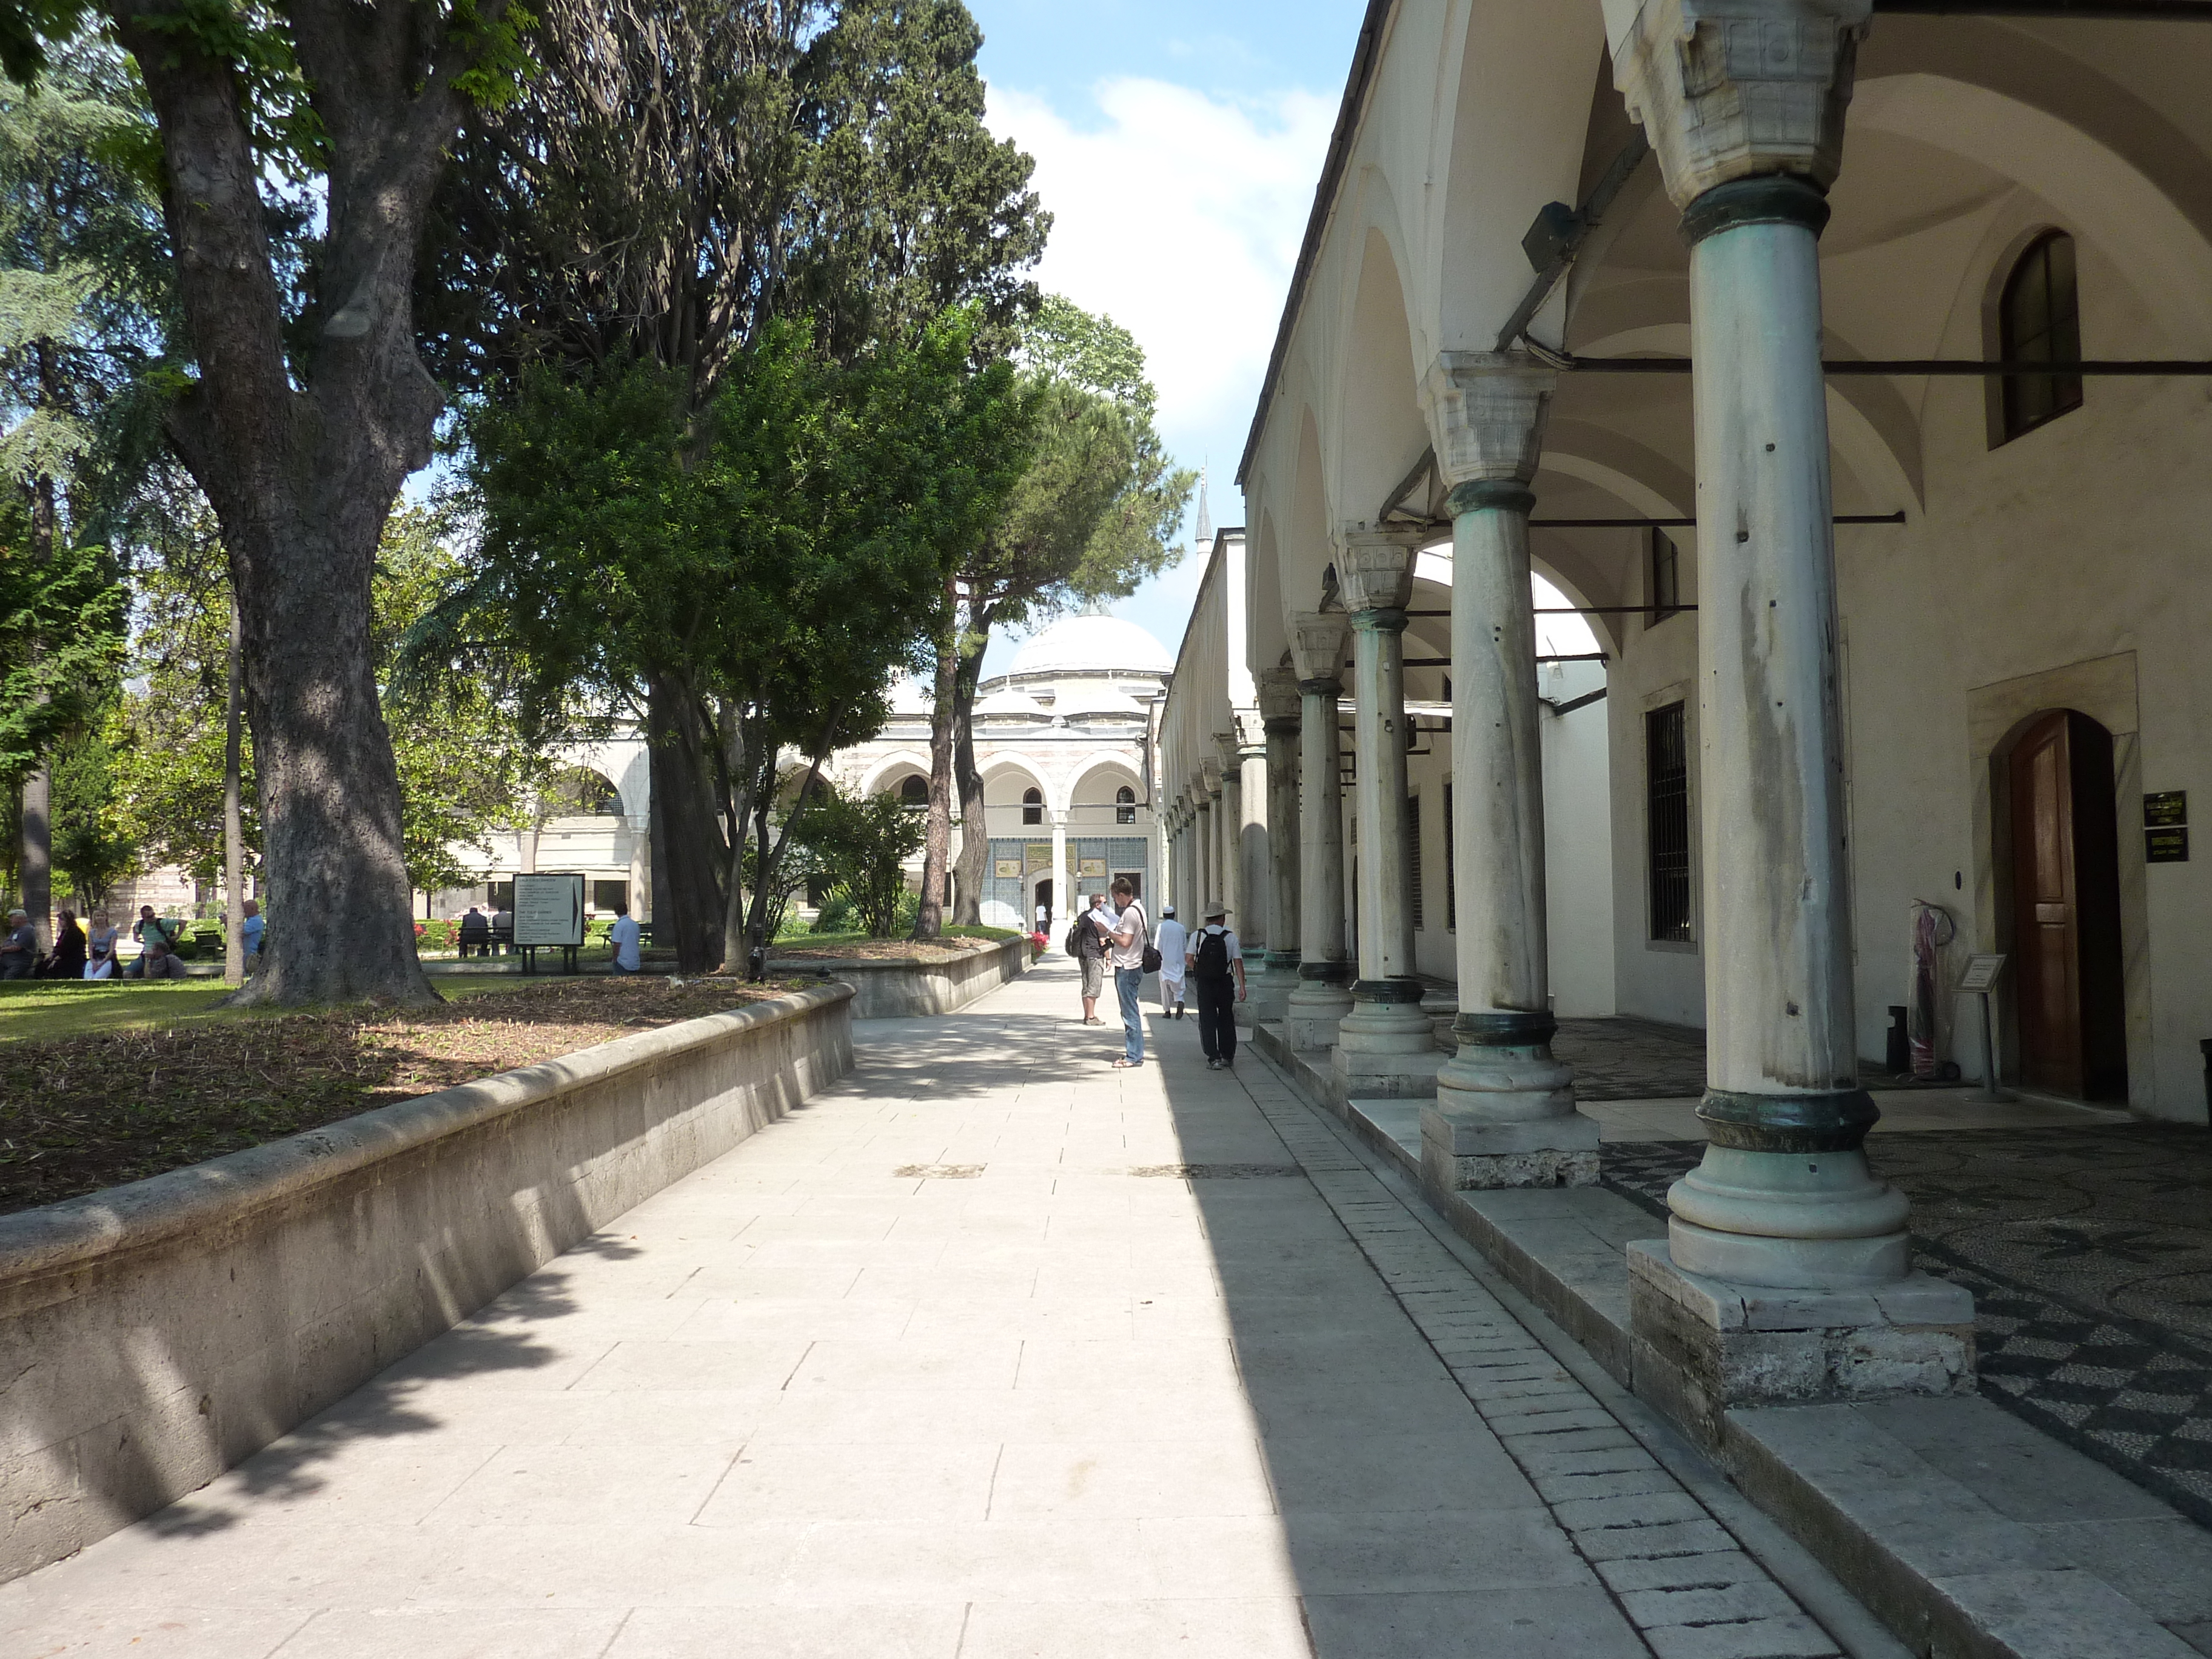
[
  {"xmin": 608, "ymin": 903, "xmax": 643, "ymax": 975},
  {"xmin": 1096, "ymin": 877, "xmax": 1148, "ymax": 1068},
  {"xmin": 1185, "ymin": 903, "xmax": 1246, "ymax": 1070},
  {"xmin": 1153, "ymin": 906, "xmax": 1190, "ymax": 1018}
]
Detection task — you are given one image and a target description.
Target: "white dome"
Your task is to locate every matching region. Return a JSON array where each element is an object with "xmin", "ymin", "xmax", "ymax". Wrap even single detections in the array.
[
  {"xmin": 1054, "ymin": 683, "xmax": 1147, "ymax": 719},
  {"xmin": 973, "ymin": 687, "xmax": 1050, "ymax": 720},
  {"xmin": 1006, "ymin": 614, "xmax": 1173, "ymax": 679},
  {"xmin": 886, "ymin": 675, "xmax": 932, "ymax": 715}
]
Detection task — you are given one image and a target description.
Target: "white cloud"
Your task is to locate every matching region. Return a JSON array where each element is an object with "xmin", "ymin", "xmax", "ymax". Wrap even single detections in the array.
[
  {"xmin": 988, "ymin": 76, "xmax": 1335, "ymax": 501},
  {"xmin": 977, "ymin": 75, "xmax": 1335, "ymax": 679}
]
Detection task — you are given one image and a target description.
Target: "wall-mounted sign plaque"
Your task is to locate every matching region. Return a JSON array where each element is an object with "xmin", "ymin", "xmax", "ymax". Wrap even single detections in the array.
[
  {"xmin": 2147, "ymin": 826, "xmax": 2191, "ymax": 864},
  {"xmin": 2145, "ymin": 791, "xmax": 2188, "ymax": 828}
]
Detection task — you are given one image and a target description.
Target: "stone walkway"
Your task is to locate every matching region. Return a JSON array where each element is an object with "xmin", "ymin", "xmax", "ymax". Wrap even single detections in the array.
[{"xmin": 4, "ymin": 960, "xmax": 1882, "ymax": 1659}]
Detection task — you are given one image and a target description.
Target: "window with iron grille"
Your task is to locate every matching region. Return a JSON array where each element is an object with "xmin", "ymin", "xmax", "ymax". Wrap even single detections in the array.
[
  {"xmin": 1407, "ymin": 795, "xmax": 1423, "ymax": 929},
  {"xmin": 1444, "ymin": 782, "xmax": 1455, "ymax": 931},
  {"xmin": 1649, "ymin": 529, "xmax": 1682, "ymax": 623},
  {"xmin": 1999, "ymin": 230, "xmax": 2083, "ymax": 441},
  {"xmin": 1115, "ymin": 785, "xmax": 1136, "ymax": 825},
  {"xmin": 1021, "ymin": 787, "xmax": 1043, "ymax": 826},
  {"xmin": 1647, "ymin": 704, "xmax": 1692, "ymax": 943}
]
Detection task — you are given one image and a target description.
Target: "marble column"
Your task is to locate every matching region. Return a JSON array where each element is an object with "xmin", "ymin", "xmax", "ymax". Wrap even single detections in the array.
[
  {"xmin": 1331, "ymin": 528, "xmax": 1443, "ymax": 1101},
  {"xmin": 1217, "ymin": 734, "xmax": 1248, "ymax": 927},
  {"xmin": 1250, "ymin": 669, "xmax": 1302, "ymax": 1024},
  {"xmin": 1284, "ymin": 612, "xmax": 1354, "ymax": 1050},
  {"xmin": 1050, "ymin": 817, "xmax": 1067, "ymax": 925},
  {"xmin": 1199, "ymin": 759, "xmax": 1222, "ymax": 913},
  {"xmin": 1417, "ymin": 353, "xmax": 1599, "ymax": 1190},
  {"xmin": 1611, "ymin": 0, "xmax": 1969, "ymax": 1426}
]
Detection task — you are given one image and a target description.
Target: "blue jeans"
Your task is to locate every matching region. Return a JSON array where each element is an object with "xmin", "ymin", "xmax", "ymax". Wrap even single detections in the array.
[{"xmin": 1115, "ymin": 967, "xmax": 1145, "ymax": 1064}]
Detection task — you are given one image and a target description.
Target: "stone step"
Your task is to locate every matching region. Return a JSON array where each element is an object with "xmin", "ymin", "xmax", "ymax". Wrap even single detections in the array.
[{"xmin": 1252, "ymin": 1039, "xmax": 2212, "ymax": 1659}]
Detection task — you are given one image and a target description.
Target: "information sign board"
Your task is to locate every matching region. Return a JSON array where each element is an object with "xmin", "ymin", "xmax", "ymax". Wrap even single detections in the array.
[
  {"xmin": 994, "ymin": 858, "xmax": 1022, "ymax": 878},
  {"xmin": 2144, "ymin": 791, "xmax": 2188, "ymax": 827},
  {"xmin": 2147, "ymin": 826, "xmax": 2191, "ymax": 864},
  {"xmin": 1958, "ymin": 953, "xmax": 2007, "ymax": 995},
  {"xmin": 512, "ymin": 872, "xmax": 586, "ymax": 948}
]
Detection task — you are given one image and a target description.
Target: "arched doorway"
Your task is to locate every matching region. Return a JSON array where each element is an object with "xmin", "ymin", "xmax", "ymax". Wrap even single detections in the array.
[{"xmin": 2008, "ymin": 709, "xmax": 2127, "ymax": 1101}]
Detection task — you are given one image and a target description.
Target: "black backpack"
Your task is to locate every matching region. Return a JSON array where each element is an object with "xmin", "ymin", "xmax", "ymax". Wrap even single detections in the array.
[
  {"xmin": 1064, "ymin": 919, "xmax": 1085, "ymax": 959},
  {"xmin": 1193, "ymin": 928, "xmax": 1233, "ymax": 983}
]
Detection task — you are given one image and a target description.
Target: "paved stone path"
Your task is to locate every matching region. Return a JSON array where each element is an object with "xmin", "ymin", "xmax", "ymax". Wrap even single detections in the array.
[{"xmin": 5, "ymin": 961, "xmax": 1875, "ymax": 1658}]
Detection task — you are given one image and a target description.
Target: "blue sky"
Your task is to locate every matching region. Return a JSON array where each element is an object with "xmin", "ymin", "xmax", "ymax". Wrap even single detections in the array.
[{"xmin": 967, "ymin": 1, "xmax": 1359, "ymax": 676}]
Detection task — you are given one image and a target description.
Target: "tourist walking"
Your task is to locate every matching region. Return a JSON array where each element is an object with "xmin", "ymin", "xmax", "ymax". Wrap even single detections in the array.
[
  {"xmin": 1071, "ymin": 893, "xmax": 1108, "ymax": 1025},
  {"xmin": 1101, "ymin": 877, "xmax": 1149, "ymax": 1068},
  {"xmin": 1188, "ymin": 903, "xmax": 1246, "ymax": 1070},
  {"xmin": 1154, "ymin": 905, "xmax": 1188, "ymax": 1017},
  {"xmin": 84, "ymin": 910, "xmax": 119, "ymax": 979},
  {"xmin": 1, "ymin": 909, "xmax": 36, "ymax": 980},
  {"xmin": 43, "ymin": 910, "xmax": 87, "ymax": 979}
]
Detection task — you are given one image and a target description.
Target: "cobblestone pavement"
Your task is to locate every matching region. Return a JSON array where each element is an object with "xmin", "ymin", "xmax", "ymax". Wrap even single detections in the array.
[
  {"xmin": 1604, "ymin": 1126, "xmax": 2212, "ymax": 1529},
  {"xmin": 1549, "ymin": 1019, "xmax": 1709, "ymax": 1103},
  {"xmin": 4, "ymin": 961, "xmax": 1882, "ymax": 1659}
]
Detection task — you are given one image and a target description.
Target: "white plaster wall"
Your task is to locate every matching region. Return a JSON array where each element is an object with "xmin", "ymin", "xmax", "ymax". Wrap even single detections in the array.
[{"xmin": 1543, "ymin": 663, "xmax": 1617, "ymax": 1018}]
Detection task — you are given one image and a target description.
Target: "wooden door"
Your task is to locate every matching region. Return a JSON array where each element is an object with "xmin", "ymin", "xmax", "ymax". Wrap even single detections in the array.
[{"xmin": 2008, "ymin": 711, "xmax": 2127, "ymax": 1100}]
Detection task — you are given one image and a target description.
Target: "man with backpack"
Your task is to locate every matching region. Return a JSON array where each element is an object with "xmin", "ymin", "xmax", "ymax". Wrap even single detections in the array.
[
  {"xmin": 1100, "ymin": 877, "xmax": 1150, "ymax": 1068},
  {"xmin": 1186, "ymin": 903, "xmax": 1246, "ymax": 1070},
  {"xmin": 1066, "ymin": 893, "xmax": 1108, "ymax": 1025}
]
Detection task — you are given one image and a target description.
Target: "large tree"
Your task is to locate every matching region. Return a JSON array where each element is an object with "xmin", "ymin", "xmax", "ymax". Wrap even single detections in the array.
[
  {"xmin": 911, "ymin": 297, "xmax": 1192, "ymax": 935},
  {"xmin": 0, "ymin": 37, "xmax": 167, "ymax": 942},
  {"xmin": 0, "ymin": 0, "xmax": 535, "ymax": 1004},
  {"xmin": 447, "ymin": 315, "xmax": 1032, "ymax": 974},
  {"xmin": 419, "ymin": 0, "xmax": 1045, "ymax": 968}
]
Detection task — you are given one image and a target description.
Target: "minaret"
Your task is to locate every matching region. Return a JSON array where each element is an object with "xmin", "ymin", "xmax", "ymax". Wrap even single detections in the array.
[{"xmin": 1195, "ymin": 463, "xmax": 1213, "ymax": 551}]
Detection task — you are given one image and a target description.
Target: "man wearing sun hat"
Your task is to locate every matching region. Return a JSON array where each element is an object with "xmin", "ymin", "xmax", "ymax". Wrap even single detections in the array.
[{"xmin": 1185, "ymin": 903, "xmax": 1245, "ymax": 1070}]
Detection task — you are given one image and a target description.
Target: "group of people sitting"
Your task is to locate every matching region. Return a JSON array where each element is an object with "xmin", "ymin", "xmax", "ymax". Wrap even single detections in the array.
[
  {"xmin": 454, "ymin": 905, "xmax": 515, "ymax": 957},
  {"xmin": 0, "ymin": 902, "xmax": 263, "ymax": 981}
]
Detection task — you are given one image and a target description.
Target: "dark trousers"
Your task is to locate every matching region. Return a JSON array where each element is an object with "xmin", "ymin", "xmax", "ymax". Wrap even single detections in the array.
[{"xmin": 1195, "ymin": 977, "xmax": 1236, "ymax": 1062}]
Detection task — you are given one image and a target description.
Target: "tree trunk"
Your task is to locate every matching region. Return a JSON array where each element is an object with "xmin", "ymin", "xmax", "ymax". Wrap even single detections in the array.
[
  {"xmin": 646, "ymin": 676, "xmax": 727, "ymax": 972},
  {"xmin": 223, "ymin": 600, "xmax": 246, "ymax": 987},
  {"xmin": 720, "ymin": 709, "xmax": 762, "ymax": 974},
  {"xmin": 740, "ymin": 711, "xmax": 840, "ymax": 974},
  {"xmin": 19, "ymin": 475, "xmax": 56, "ymax": 951},
  {"xmin": 109, "ymin": 0, "xmax": 507, "ymax": 1007},
  {"xmin": 950, "ymin": 610, "xmax": 993, "ymax": 927},
  {"xmin": 913, "ymin": 580, "xmax": 959, "ymax": 939}
]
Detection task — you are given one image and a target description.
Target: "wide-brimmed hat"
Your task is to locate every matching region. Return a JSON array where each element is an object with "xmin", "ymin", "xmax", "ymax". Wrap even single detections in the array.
[{"xmin": 1204, "ymin": 903, "xmax": 1227, "ymax": 920}]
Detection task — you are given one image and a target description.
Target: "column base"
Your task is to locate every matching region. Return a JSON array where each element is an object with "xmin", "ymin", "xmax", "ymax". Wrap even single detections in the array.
[
  {"xmin": 1627, "ymin": 1238, "xmax": 1976, "ymax": 1448},
  {"xmin": 1331, "ymin": 978, "xmax": 1439, "ymax": 1096},
  {"xmin": 1244, "ymin": 954, "xmax": 1299, "ymax": 1025},
  {"xmin": 1424, "ymin": 1017, "xmax": 1594, "ymax": 1188},
  {"xmin": 1284, "ymin": 965, "xmax": 1353, "ymax": 1051},
  {"xmin": 1421, "ymin": 1107, "xmax": 1600, "ymax": 1191}
]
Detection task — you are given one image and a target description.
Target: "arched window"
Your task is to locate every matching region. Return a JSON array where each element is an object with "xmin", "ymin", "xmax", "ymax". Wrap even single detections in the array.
[
  {"xmin": 1116, "ymin": 785, "xmax": 1136, "ymax": 825},
  {"xmin": 1022, "ymin": 787, "xmax": 1044, "ymax": 826},
  {"xmin": 1999, "ymin": 230, "xmax": 2082, "ymax": 441},
  {"xmin": 898, "ymin": 774, "xmax": 927, "ymax": 808}
]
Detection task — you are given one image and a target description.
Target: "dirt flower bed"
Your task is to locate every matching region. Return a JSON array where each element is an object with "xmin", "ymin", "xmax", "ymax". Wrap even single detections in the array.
[
  {"xmin": 768, "ymin": 935, "xmax": 1008, "ymax": 963},
  {"xmin": 0, "ymin": 976, "xmax": 811, "ymax": 1217}
]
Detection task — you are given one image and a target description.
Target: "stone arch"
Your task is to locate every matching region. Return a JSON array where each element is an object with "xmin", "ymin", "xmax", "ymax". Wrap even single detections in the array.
[
  {"xmin": 1061, "ymin": 751, "xmax": 1146, "ymax": 821},
  {"xmin": 1855, "ymin": 71, "xmax": 2212, "ymax": 353},
  {"xmin": 1430, "ymin": 1, "xmax": 1605, "ymax": 350},
  {"xmin": 1335, "ymin": 223, "xmax": 1432, "ymax": 529},
  {"xmin": 857, "ymin": 750, "xmax": 931, "ymax": 798}
]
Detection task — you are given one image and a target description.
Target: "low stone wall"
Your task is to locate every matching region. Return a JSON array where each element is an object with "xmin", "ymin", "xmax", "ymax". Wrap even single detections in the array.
[
  {"xmin": 0, "ymin": 982, "xmax": 855, "ymax": 1584},
  {"xmin": 766, "ymin": 934, "xmax": 1030, "ymax": 1019}
]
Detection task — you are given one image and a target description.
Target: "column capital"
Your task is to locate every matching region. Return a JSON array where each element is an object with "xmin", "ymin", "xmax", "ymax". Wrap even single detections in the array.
[
  {"xmin": 1333, "ymin": 524, "xmax": 1423, "ymax": 615},
  {"xmin": 1419, "ymin": 352, "xmax": 1556, "ymax": 491},
  {"xmin": 1229, "ymin": 708, "xmax": 1268, "ymax": 755},
  {"xmin": 1605, "ymin": 0, "xmax": 1871, "ymax": 210},
  {"xmin": 1199, "ymin": 757, "xmax": 1222, "ymax": 794},
  {"xmin": 1287, "ymin": 611, "xmax": 1350, "ymax": 689},
  {"xmin": 1256, "ymin": 667, "xmax": 1303, "ymax": 729}
]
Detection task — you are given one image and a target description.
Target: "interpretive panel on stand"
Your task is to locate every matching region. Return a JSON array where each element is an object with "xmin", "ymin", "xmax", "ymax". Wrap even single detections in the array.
[{"xmin": 513, "ymin": 873, "xmax": 586, "ymax": 948}]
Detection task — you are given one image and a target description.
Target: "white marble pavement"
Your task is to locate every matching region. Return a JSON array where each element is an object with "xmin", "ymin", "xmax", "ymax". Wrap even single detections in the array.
[{"xmin": 3, "ymin": 958, "xmax": 1885, "ymax": 1658}]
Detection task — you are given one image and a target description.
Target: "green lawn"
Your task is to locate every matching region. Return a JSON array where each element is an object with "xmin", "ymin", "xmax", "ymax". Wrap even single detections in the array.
[{"xmin": 0, "ymin": 974, "xmax": 524, "ymax": 1045}]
